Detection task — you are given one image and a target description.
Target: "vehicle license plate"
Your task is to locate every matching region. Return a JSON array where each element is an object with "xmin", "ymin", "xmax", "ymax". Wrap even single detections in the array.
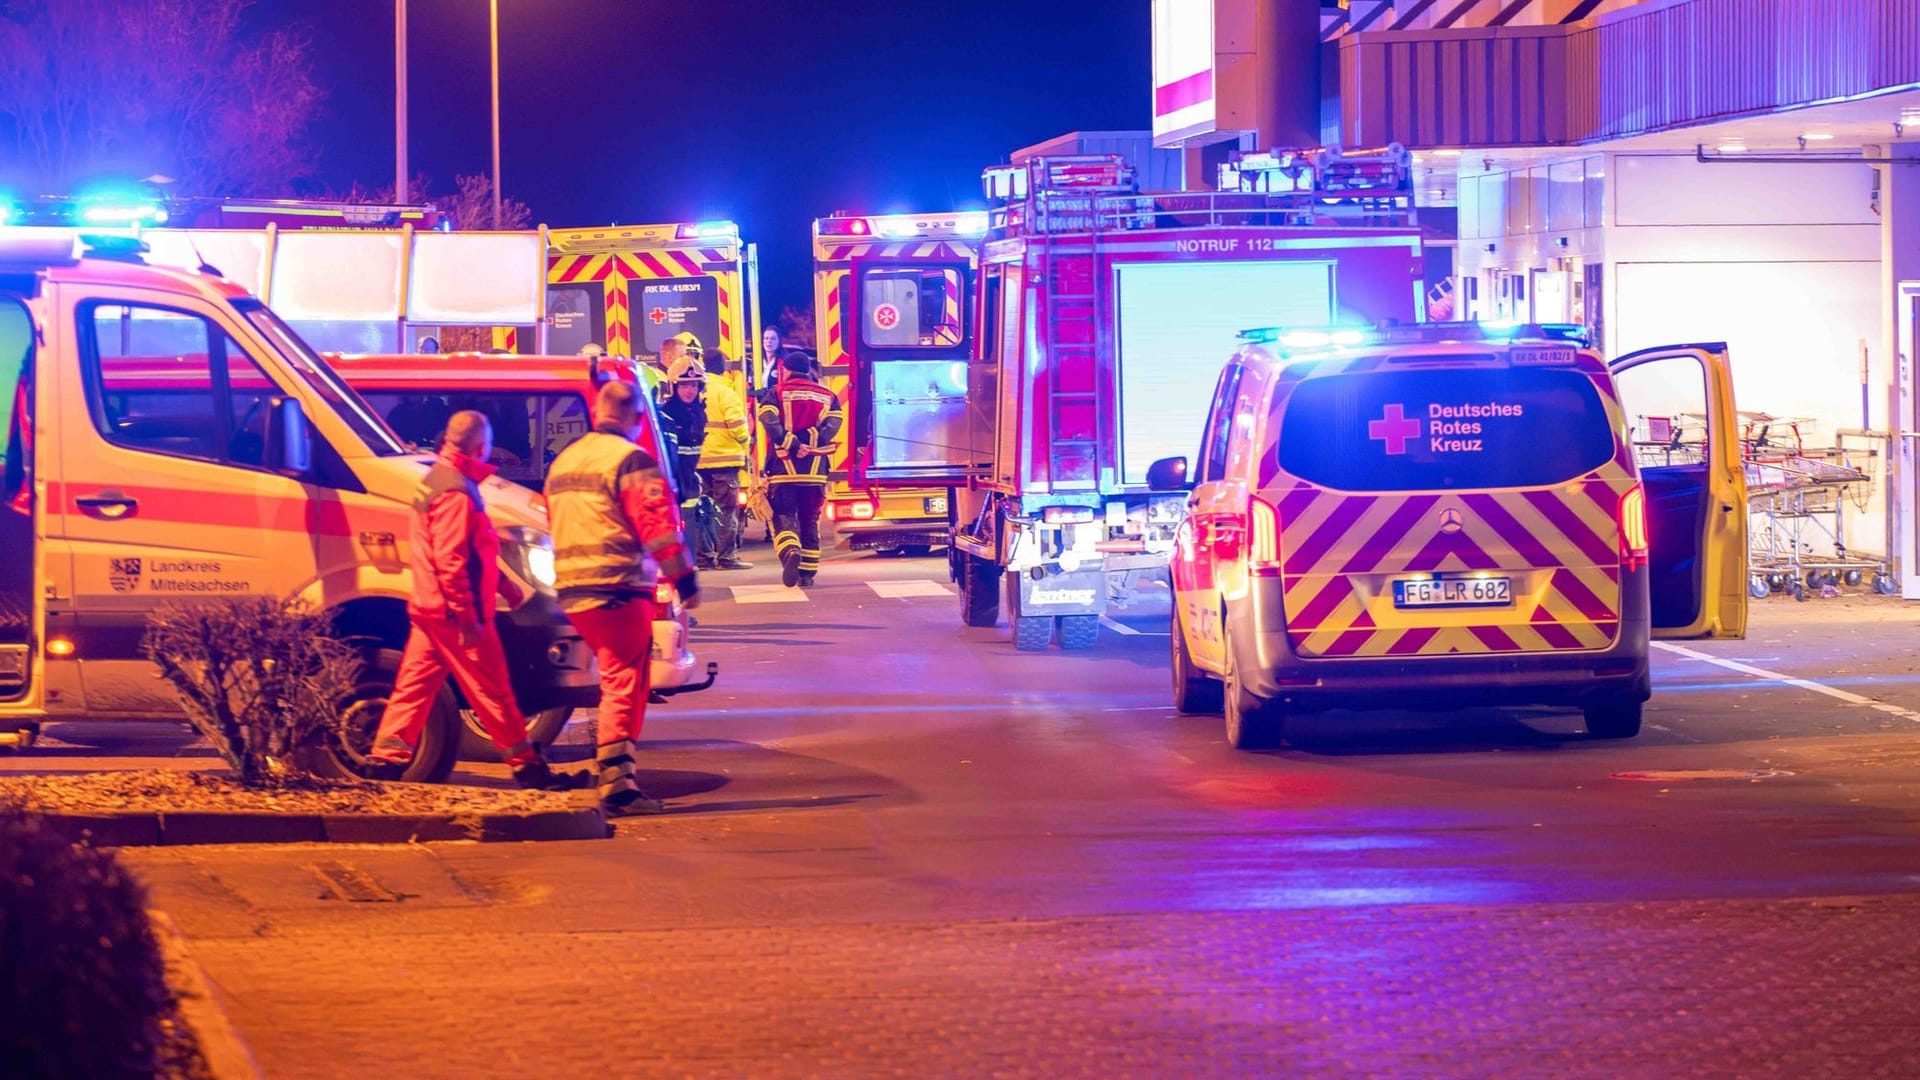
[
  {"xmin": 924, "ymin": 496, "xmax": 948, "ymax": 514},
  {"xmin": 1393, "ymin": 577, "xmax": 1512, "ymax": 608}
]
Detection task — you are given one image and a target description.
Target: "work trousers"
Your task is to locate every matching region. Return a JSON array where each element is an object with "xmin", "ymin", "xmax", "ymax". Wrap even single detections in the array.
[
  {"xmin": 770, "ymin": 482, "xmax": 827, "ymax": 576},
  {"xmin": 564, "ymin": 597, "xmax": 656, "ymax": 806},
  {"xmin": 373, "ymin": 618, "xmax": 533, "ymax": 767},
  {"xmin": 698, "ymin": 468, "xmax": 742, "ymax": 563}
]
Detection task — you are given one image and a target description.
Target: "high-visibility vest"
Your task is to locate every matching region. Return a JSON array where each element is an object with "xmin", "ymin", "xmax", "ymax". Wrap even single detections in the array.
[
  {"xmin": 545, "ymin": 431, "xmax": 662, "ymax": 610},
  {"xmin": 698, "ymin": 377, "xmax": 751, "ymax": 471}
]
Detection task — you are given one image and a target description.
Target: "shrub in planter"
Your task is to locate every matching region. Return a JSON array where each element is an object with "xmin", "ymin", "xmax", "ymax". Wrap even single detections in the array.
[
  {"xmin": 142, "ymin": 594, "xmax": 363, "ymax": 788},
  {"xmin": 0, "ymin": 808, "xmax": 171, "ymax": 1078}
]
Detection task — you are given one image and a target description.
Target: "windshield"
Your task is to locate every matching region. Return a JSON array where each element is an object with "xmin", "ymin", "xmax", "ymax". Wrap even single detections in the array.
[{"xmin": 236, "ymin": 300, "xmax": 407, "ymax": 455}]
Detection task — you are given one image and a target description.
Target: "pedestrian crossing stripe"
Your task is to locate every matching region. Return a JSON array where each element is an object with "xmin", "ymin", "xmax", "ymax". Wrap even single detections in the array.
[
  {"xmin": 729, "ymin": 584, "xmax": 809, "ymax": 604},
  {"xmin": 867, "ymin": 580, "xmax": 952, "ymax": 599}
]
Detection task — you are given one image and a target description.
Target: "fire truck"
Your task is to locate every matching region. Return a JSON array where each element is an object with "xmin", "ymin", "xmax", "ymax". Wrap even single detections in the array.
[
  {"xmin": 812, "ymin": 211, "xmax": 985, "ymax": 551},
  {"xmin": 844, "ymin": 147, "xmax": 1428, "ymax": 652}
]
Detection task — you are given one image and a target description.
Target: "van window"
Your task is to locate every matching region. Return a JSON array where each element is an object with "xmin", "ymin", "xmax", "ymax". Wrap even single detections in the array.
[
  {"xmin": 1277, "ymin": 366, "xmax": 1616, "ymax": 491},
  {"xmin": 861, "ymin": 266, "xmax": 966, "ymax": 349},
  {"xmin": 1197, "ymin": 364, "xmax": 1243, "ymax": 483},
  {"xmin": 83, "ymin": 303, "xmax": 284, "ymax": 468},
  {"xmin": 362, "ymin": 390, "xmax": 594, "ymax": 489}
]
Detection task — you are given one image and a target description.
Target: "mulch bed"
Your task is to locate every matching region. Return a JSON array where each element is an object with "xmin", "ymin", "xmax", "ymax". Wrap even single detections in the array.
[{"xmin": 0, "ymin": 769, "xmax": 576, "ymax": 817}]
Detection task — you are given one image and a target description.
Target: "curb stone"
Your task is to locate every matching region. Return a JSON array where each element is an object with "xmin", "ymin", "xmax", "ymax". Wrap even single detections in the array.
[
  {"xmin": 148, "ymin": 910, "xmax": 262, "ymax": 1080},
  {"xmin": 35, "ymin": 806, "xmax": 609, "ymax": 846}
]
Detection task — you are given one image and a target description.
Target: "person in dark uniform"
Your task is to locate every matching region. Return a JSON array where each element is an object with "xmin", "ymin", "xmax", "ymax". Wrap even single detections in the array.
[{"xmin": 755, "ymin": 352, "xmax": 842, "ymax": 588}]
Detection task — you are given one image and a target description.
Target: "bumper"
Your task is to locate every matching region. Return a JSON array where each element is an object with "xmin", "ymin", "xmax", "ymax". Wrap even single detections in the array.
[
  {"xmin": 496, "ymin": 593, "xmax": 602, "ymax": 712},
  {"xmin": 650, "ymin": 614, "xmax": 709, "ymax": 692},
  {"xmin": 834, "ymin": 518, "xmax": 947, "ymax": 549},
  {"xmin": 1231, "ymin": 572, "xmax": 1652, "ymax": 712}
]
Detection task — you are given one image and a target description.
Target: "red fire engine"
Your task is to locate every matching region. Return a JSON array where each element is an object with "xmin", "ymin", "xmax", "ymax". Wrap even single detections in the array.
[{"xmin": 845, "ymin": 146, "xmax": 1428, "ymax": 652}]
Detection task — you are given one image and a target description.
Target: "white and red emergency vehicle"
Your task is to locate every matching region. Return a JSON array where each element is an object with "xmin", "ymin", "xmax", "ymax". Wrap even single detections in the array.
[
  {"xmin": 812, "ymin": 211, "xmax": 985, "ymax": 551},
  {"xmin": 0, "ymin": 230, "xmax": 599, "ymax": 779},
  {"xmin": 842, "ymin": 148, "xmax": 1428, "ymax": 651}
]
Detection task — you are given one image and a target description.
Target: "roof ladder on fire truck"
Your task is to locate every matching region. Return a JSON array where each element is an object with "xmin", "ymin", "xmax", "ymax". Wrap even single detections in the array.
[{"xmin": 1039, "ymin": 221, "xmax": 1103, "ymax": 493}]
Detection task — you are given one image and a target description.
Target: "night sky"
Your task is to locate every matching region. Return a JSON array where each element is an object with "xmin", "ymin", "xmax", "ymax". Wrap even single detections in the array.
[{"xmin": 255, "ymin": 0, "xmax": 1151, "ymax": 313}]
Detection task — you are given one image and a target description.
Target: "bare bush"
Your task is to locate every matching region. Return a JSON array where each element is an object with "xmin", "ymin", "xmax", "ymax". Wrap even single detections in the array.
[{"xmin": 141, "ymin": 595, "xmax": 362, "ymax": 788}]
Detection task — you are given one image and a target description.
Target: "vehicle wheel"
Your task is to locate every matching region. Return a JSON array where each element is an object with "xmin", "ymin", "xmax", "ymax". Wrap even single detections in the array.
[
  {"xmin": 459, "ymin": 706, "xmax": 573, "ymax": 761},
  {"xmin": 310, "ymin": 648, "xmax": 460, "ymax": 783},
  {"xmin": 1875, "ymin": 573, "xmax": 1900, "ymax": 596},
  {"xmin": 1748, "ymin": 575, "xmax": 1770, "ymax": 600},
  {"xmin": 1844, "ymin": 569, "xmax": 1865, "ymax": 587},
  {"xmin": 1057, "ymin": 614, "xmax": 1100, "ymax": 650},
  {"xmin": 1583, "ymin": 697, "xmax": 1643, "ymax": 739},
  {"xmin": 958, "ymin": 554, "xmax": 1002, "ymax": 628},
  {"xmin": 1013, "ymin": 615, "xmax": 1053, "ymax": 651},
  {"xmin": 1170, "ymin": 610, "xmax": 1223, "ymax": 715},
  {"xmin": 1792, "ymin": 582, "xmax": 1809, "ymax": 602},
  {"xmin": 1222, "ymin": 631, "xmax": 1284, "ymax": 750}
]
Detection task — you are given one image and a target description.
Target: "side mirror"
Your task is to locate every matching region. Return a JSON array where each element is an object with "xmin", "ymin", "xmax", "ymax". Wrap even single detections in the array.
[
  {"xmin": 1146, "ymin": 456, "xmax": 1191, "ymax": 492},
  {"xmin": 267, "ymin": 397, "xmax": 313, "ymax": 476}
]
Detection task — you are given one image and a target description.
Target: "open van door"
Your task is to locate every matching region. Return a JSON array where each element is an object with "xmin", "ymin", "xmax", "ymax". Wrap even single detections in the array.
[
  {"xmin": 0, "ymin": 295, "xmax": 34, "ymax": 703},
  {"xmin": 845, "ymin": 257, "xmax": 989, "ymax": 486},
  {"xmin": 1610, "ymin": 343, "xmax": 1748, "ymax": 639}
]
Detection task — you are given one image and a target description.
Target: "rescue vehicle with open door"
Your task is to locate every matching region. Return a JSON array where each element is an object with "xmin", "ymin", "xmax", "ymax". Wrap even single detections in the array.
[
  {"xmin": 0, "ymin": 230, "xmax": 599, "ymax": 778},
  {"xmin": 1155, "ymin": 322, "xmax": 1748, "ymax": 748},
  {"xmin": 842, "ymin": 148, "xmax": 1428, "ymax": 652},
  {"xmin": 813, "ymin": 211, "xmax": 984, "ymax": 552}
]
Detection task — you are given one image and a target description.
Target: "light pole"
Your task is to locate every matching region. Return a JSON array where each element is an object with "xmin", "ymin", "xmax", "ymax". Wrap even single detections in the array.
[
  {"xmin": 396, "ymin": 0, "xmax": 408, "ymax": 203},
  {"xmin": 490, "ymin": 0, "xmax": 502, "ymax": 228}
]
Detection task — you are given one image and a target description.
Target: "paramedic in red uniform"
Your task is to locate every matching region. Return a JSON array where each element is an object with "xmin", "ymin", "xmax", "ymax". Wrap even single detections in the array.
[
  {"xmin": 370, "ymin": 410, "xmax": 576, "ymax": 790},
  {"xmin": 757, "ymin": 351, "xmax": 843, "ymax": 588},
  {"xmin": 545, "ymin": 381, "xmax": 701, "ymax": 816}
]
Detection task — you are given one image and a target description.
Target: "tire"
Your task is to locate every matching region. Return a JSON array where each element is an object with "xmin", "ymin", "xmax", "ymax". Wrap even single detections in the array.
[
  {"xmin": 1792, "ymin": 582, "xmax": 1808, "ymax": 602},
  {"xmin": 1222, "ymin": 630, "xmax": 1284, "ymax": 750},
  {"xmin": 459, "ymin": 706, "xmax": 573, "ymax": 761},
  {"xmin": 1014, "ymin": 615, "xmax": 1054, "ymax": 651},
  {"xmin": 1844, "ymin": 569, "xmax": 1865, "ymax": 587},
  {"xmin": 1748, "ymin": 575, "xmax": 1770, "ymax": 600},
  {"xmin": 958, "ymin": 554, "xmax": 1002, "ymax": 628},
  {"xmin": 1170, "ymin": 610, "xmax": 1223, "ymax": 715},
  {"xmin": 1875, "ymin": 573, "xmax": 1899, "ymax": 596},
  {"xmin": 1583, "ymin": 697, "xmax": 1643, "ymax": 739},
  {"xmin": 1057, "ymin": 614, "xmax": 1100, "ymax": 650},
  {"xmin": 310, "ymin": 648, "xmax": 461, "ymax": 783}
]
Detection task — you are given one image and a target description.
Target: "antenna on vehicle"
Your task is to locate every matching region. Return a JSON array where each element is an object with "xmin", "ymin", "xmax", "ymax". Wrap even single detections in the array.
[{"xmin": 184, "ymin": 233, "xmax": 223, "ymax": 278}]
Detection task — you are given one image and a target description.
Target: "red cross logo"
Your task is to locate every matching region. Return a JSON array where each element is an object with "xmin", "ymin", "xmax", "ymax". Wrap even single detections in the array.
[
  {"xmin": 648, "ymin": 307, "xmax": 667, "ymax": 324},
  {"xmin": 1368, "ymin": 403, "xmax": 1421, "ymax": 455}
]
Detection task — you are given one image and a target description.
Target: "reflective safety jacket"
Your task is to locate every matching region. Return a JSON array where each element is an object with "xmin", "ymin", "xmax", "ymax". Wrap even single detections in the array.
[
  {"xmin": 698, "ymin": 376, "xmax": 750, "ymax": 471},
  {"xmin": 756, "ymin": 376, "xmax": 841, "ymax": 486},
  {"xmin": 408, "ymin": 449, "xmax": 505, "ymax": 625},
  {"xmin": 544, "ymin": 425, "xmax": 698, "ymax": 615}
]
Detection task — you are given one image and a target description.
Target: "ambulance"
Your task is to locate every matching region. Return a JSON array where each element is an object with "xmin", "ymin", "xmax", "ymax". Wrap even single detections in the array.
[
  {"xmin": 1157, "ymin": 322, "xmax": 1748, "ymax": 748},
  {"xmin": 811, "ymin": 211, "xmax": 984, "ymax": 551},
  {"xmin": 0, "ymin": 230, "xmax": 599, "ymax": 779}
]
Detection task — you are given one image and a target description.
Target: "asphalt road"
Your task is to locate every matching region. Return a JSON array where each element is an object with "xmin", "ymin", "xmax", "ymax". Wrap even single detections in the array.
[{"xmin": 16, "ymin": 549, "xmax": 1920, "ymax": 1077}]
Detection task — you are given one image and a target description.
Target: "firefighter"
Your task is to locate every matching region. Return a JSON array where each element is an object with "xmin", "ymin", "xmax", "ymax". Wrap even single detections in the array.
[
  {"xmin": 370, "ymin": 410, "xmax": 577, "ymax": 790},
  {"xmin": 545, "ymin": 381, "xmax": 701, "ymax": 816},
  {"xmin": 658, "ymin": 354, "xmax": 711, "ymax": 541},
  {"xmin": 697, "ymin": 352, "xmax": 752, "ymax": 571},
  {"xmin": 756, "ymin": 351, "xmax": 842, "ymax": 588}
]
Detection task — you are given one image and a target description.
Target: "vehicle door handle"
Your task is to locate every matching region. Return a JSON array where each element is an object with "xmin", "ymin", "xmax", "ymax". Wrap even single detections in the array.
[{"xmin": 76, "ymin": 491, "xmax": 139, "ymax": 520}]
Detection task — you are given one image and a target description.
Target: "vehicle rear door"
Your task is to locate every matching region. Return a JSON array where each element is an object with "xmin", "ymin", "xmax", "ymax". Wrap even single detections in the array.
[
  {"xmin": 0, "ymin": 294, "xmax": 35, "ymax": 704},
  {"xmin": 845, "ymin": 256, "xmax": 986, "ymax": 487},
  {"xmin": 1609, "ymin": 343, "xmax": 1748, "ymax": 639}
]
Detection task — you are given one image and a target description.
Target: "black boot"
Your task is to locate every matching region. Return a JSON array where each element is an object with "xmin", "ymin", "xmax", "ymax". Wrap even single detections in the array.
[
  {"xmin": 780, "ymin": 546, "xmax": 801, "ymax": 588},
  {"xmin": 603, "ymin": 788, "xmax": 666, "ymax": 816},
  {"xmin": 512, "ymin": 757, "xmax": 588, "ymax": 792}
]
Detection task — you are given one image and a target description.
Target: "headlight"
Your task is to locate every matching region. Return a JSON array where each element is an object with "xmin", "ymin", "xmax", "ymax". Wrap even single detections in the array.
[{"xmin": 499, "ymin": 526, "xmax": 557, "ymax": 592}]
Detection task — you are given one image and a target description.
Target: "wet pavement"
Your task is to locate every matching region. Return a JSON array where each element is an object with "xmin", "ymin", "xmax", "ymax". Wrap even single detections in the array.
[{"xmin": 13, "ymin": 549, "xmax": 1920, "ymax": 1076}]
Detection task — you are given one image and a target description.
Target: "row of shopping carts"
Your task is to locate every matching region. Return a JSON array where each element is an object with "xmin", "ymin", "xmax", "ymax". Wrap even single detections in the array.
[{"xmin": 1632, "ymin": 412, "xmax": 1894, "ymax": 601}]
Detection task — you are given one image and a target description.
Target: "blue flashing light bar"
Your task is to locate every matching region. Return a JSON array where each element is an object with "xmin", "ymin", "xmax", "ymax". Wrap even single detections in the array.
[
  {"xmin": 677, "ymin": 221, "xmax": 738, "ymax": 240},
  {"xmin": 1241, "ymin": 321, "xmax": 1592, "ymax": 350}
]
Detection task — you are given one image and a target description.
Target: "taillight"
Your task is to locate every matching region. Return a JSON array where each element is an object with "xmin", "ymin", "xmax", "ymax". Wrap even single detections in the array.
[
  {"xmin": 830, "ymin": 499, "xmax": 876, "ymax": 522},
  {"xmin": 1248, "ymin": 496, "xmax": 1280, "ymax": 570},
  {"xmin": 654, "ymin": 583, "xmax": 677, "ymax": 606},
  {"xmin": 1618, "ymin": 484, "xmax": 1648, "ymax": 570}
]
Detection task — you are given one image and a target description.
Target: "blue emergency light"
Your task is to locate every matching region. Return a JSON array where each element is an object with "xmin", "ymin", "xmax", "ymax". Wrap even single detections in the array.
[{"xmin": 1241, "ymin": 321, "xmax": 1592, "ymax": 351}]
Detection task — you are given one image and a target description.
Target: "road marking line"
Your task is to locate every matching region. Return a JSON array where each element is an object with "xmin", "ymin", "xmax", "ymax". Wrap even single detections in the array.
[
  {"xmin": 729, "ymin": 585, "xmax": 809, "ymax": 604},
  {"xmin": 1652, "ymin": 641, "xmax": 1920, "ymax": 723},
  {"xmin": 1100, "ymin": 616, "xmax": 1167, "ymax": 637},
  {"xmin": 868, "ymin": 580, "xmax": 951, "ymax": 599}
]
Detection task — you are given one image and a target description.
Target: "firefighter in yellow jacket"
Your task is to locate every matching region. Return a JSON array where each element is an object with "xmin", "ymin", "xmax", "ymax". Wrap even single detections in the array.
[
  {"xmin": 694, "ymin": 341, "xmax": 752, "ymax": 571},
  {"xmin": 757, "ymin": 352, "xmax": 842, "ymax": 588}
]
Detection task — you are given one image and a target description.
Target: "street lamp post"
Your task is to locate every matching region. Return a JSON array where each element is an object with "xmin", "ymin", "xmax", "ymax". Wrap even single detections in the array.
[
  {"xmin": 491, "ymin": 0, "xmax": 502, "ymax": 229},
  {"xmin": 396, "ymin": 0, "xmax": 408, "ymax": 203}
]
